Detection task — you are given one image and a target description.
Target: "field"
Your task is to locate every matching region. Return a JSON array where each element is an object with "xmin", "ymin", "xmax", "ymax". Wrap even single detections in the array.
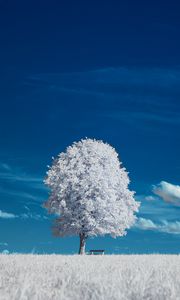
[{"xmin": 0, "ymin": 254, "xmax": 180, "ymax": 300}]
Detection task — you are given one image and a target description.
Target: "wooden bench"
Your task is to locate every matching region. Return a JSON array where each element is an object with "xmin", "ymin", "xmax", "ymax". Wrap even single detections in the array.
[{"xmin": 89, "ymin": 249, "xmax": 105, "ymax": 255}]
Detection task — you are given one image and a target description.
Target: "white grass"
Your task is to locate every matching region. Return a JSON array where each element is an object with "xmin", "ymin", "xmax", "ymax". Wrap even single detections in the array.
[{"xmin": 0, "ymin": 254, "xmax": 180, "ymax": 300}]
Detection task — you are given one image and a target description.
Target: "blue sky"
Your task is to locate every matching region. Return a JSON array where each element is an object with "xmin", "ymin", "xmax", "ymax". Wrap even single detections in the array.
[{"xmin": 0, "ymin": 0, "xmax": 180, "ymax": 254}]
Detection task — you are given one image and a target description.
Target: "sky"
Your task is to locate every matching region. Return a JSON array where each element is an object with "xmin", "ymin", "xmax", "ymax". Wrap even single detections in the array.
[{"xmin": 0, "ymin": 0, "xmax": 180, "ymax": 254}]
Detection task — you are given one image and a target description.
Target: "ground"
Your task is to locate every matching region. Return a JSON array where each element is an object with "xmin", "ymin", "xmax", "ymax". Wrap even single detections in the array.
[{"xmin": 0, "ymin": 254, "xmax": 180, "ymax": 300}]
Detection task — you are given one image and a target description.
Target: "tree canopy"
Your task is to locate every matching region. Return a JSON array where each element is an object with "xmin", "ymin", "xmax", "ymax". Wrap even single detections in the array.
[{"xmin": 44, "ymin": 139, "xmax": 140, "ymax": 246}]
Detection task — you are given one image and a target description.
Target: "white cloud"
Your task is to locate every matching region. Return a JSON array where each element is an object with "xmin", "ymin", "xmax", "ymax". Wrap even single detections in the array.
[
  {"xmin": 0, "ymin": 242, "xmax": 8, "ymax": 246},
  {"xmin": 20, "ymin": 213, "xmax": 48, "ymax": 220},
  {"xmin": 1, "ymin": 249, "xmax": 9, "ymax": 254},
  {"xmin": 153, "ymin": 181, "xmax": 180, "ymax": 206},
  {"xmin": 135, "ymin": 194, "xmax": 158, "ymax": 202},
  {"xmin": 0, "ymin": 162, "xmax": 47, "ymax": 207},
  {"xmin": 135, "ymin": 218, "xmax": 157, "ymax": 230},
  {"xmin": 30, "ymin": 67, "xmax": 180, "ymax": 95},
  {"xmin": 0, "ymin": 209, "xmax": 48, "ymax": 221},
  {"xmin": 145, "ymin": 195, "xmax": 157, "ymax": 201},
  {"xmin": 160, "ymin": 220, "xmax": 180, "ymax": 234},
  {"xmin": 0, "ymin": 187, "xmax": 40, "ymax": 201},
  {"xmin": 0, "ymin": 210, "xmax": 16, "ymax": 219},
  {"xmin": 0, "ymin": 162, "xmax": 46, "ymax": 190},
  {"xmin": 135, "ymin": 217, "xmax": 180, "ymax": 234}
]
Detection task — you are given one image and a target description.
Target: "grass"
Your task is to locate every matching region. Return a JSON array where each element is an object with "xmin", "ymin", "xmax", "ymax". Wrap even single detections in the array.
[{"xmin": 0, "ymin": 254, "xmax": 180, "ymax": 299}]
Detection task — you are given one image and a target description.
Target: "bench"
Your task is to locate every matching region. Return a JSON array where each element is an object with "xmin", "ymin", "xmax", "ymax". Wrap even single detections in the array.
[{"xmin": 89, "ymin": 249, "xmax": 105, "ymax": 255}]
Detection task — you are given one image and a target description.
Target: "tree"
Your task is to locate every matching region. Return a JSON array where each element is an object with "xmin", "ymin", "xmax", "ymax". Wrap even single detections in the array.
[{"xmin": 43, "ymin": 138, "xmax": 140, "ymax": 254}]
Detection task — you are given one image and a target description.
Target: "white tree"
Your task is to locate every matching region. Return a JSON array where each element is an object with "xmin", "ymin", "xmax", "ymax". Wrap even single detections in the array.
[{"xmin": 43, "ymin": 138, "xmax": 140, "ymax": 254}]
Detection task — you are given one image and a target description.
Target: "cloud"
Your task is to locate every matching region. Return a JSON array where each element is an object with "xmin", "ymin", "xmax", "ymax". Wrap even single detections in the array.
[
  {"xmin": 20, "ymin": 213, "xmax": 48, "ymax": 221},
  {"xmin": 22, "ymin": 205, "xmax": 49, "ymax": 220},
  {"xmin": 153, "ymin": 181, "xmax": 180, "ymax": 206},
  {"xmin": 0, "ymin": 163, "xmax": 43, "ymax": 186},
  {"xmin": 26, "ymin": 68, "xmax": 180, "ymax": 131},
  {"xmin": 31, "ymin": 247, "xmax": 37, "ymax": 254},
  {"xmin": 0, "ymin": 187, "xmax": 41, "ymax": 201},
  {"xmin": 28, "ymin": 67, "xmax": 180, "ymax": 114},
  {"xmin": 134, "ymin": 217, "xmax": 180, "ymax": 235},
  {"xmin": 135, "ymin": 218, "xmax": 157, "ymax": 230},
  {"xmin": 29, "ymin": 67, "xmax": 180, "ymax": 97},
  {"xmin": 136, "ymin": 192, "xmax": 179, "ymax": 223},
  {"xmin": 0, "ymin": 208, "xmax": 48, "ymax": 221},
  {"xmin": 0, "ymin": 164, "xmax": 48, "ymax": 221},
  {"xmin": 0, "ymin": 210, "xmax": 16, "ymax": 219},
  {"xmin": 0, "ymin": 242, "xmax": 8, "ymax": 246},
  {"xmin": 0, "ymin": 163, "xmax": 46, "ymax": 190},
  {"xmin": 0, "ymin": 162, "xmax": 47, "ymax": 206},
  {"xmin": 144, "ymin": 195, "xmax": 158, "ymax": 201},
  {"xmin": 1, "ymin": 249, "xmax": 9, "ymax": 254}
]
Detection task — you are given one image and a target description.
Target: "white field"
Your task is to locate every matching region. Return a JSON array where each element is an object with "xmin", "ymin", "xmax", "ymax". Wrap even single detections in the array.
[{"xmin": 0, "ymin": 254, "xmax": 180, "ymax": 300}]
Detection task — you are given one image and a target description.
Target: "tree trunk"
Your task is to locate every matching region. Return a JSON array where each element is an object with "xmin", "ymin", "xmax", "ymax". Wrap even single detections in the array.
[{"xmin": 79, "ymin": 233, "xmax": 87, "ymax": 255}]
